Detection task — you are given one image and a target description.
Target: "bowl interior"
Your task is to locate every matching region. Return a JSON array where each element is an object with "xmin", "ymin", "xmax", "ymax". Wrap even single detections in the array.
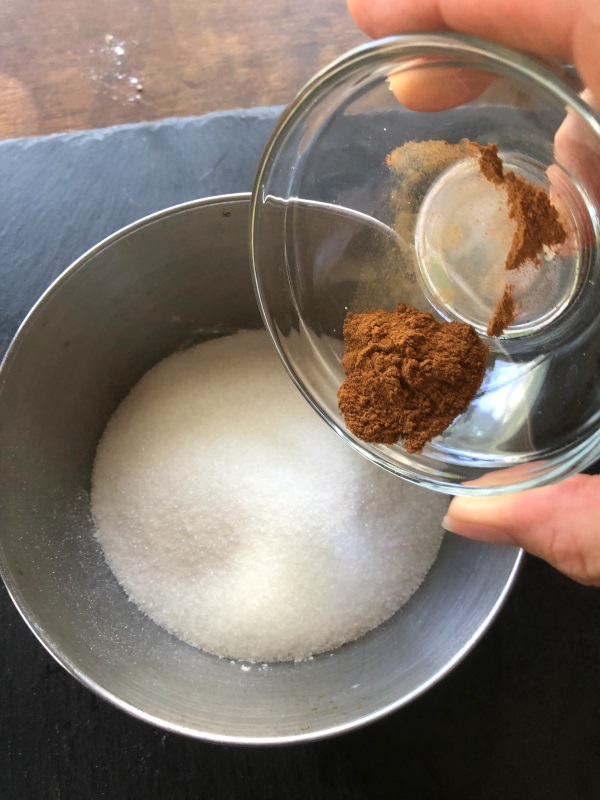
[
  {"xmin": 251, "ymin": 35, "xmax": 600, "ymax": 494},
  {"xmin": 0, "ymin": 195, "xmax": 521, "ymax": 743}
]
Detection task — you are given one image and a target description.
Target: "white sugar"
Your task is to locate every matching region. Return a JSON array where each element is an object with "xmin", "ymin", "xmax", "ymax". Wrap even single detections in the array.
[{"xmin": 91, "ymin": 330, "xmax": 445, "ymax": 663}]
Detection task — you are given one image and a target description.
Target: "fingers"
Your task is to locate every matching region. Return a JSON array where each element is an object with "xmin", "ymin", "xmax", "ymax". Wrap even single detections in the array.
[
  {"xmin": 347, "ymin": 0, "xmax": 573, "ymax": 58},
  {"xmin": 443, "ymin": 475, "xmax": 600, "ymax": 586},
  {"xmin": 347, "ymin": 0, "xmax": 600, "ymax": 100},
  {"xmin": 573, "ymin": 5, "xmax": 600, "ymax": 107},
  {"xmin": 347, "ymin": 0, "xmax": 447, "ymax": 40},
  {"xmin": 553, "ymin": 89, "xmax": 600, "ymax": 209},
  {"xmin": 388, "ymin": 63, "xmax": 495, "ymax": 111}
]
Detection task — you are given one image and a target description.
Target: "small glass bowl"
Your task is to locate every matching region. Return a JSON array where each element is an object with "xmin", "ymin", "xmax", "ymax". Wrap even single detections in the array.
[{"xmin": 250, "ymin": 33, "xmax": 600, "ymax": 495}]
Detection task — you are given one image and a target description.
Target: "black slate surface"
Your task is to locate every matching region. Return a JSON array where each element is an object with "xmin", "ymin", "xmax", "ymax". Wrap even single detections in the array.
[{"xmin": 1, "ymin": 107, "xmax": 600, "ymax": 800}]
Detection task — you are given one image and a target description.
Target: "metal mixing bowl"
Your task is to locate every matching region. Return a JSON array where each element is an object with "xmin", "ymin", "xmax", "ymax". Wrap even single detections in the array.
[{"xmin": 0, "ymin": 194, "xmax": 521, "ymax": 744}]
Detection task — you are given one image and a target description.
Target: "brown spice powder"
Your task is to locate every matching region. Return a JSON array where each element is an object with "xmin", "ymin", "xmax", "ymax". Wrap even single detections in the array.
[
  {"xmin": 386, "ymin": 138, "xmax": 476, "ymax": 198},
  {"xmin": 477, "ymin": 143, "xmax": 567, "ymax": 272},
  {"xmin": 354, "ymin": 139, "xmax": 480, "ymax": 314},
  {"xmin": 337, "ymin": 303, "xmax": 489, "ymax": 453},
  {"xmin": 486, "ymin": 284, "xmax": 515, "ymax": 337},
  {"xmin": 338, "ymin": 139, "xmax": 566, "ymax": 451},
  {"xmin": 477, "ymin": 143, "xmax": 567, "ymax": 335}
]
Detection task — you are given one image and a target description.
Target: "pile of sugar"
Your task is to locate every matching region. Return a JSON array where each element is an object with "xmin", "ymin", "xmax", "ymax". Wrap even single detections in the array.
[{"xmin": 91, "ymin": 330, "xmax": 445, "ymax": 663}]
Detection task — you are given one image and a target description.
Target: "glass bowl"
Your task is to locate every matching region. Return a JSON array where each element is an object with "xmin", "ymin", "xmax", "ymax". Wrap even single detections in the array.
[{"xmin": 250, "ymin": 33, "xmax": 600, "ymax": 495}]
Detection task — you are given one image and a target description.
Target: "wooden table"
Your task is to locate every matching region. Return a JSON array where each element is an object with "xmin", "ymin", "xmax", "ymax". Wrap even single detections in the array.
[{"xmin": 0, "ymin": 0, "xmax": 367, "ymax": 140}]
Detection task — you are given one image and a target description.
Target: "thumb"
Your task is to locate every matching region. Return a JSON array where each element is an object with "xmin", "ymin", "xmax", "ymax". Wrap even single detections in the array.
[{"xmin": 443, "ymin": 475, "xmax": 600, "ymax": 586}]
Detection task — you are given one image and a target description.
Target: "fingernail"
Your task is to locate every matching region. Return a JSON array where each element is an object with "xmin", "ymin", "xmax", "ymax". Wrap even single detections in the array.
[{"xmin": 442, "ymin": 515, "xmax": 515, "ymax": 545}]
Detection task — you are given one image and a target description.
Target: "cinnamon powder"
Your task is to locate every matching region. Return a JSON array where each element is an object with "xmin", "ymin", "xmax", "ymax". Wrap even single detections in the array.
[
  {"xmin": 486, "ymin": 284, "xmax": 515, "ymax": 337},
  {"xmin": 477, "ymin": 143, "xmax": 567, "ymax": 335},
  {"xmin": 338, "ymin": 139, "xmax": 567, "ymax": 451},
  {"xmin": 337, "ymin": 303, "xmax": 488, "ymax": 453},
  {"xmin": 477, "ymin": 143, "xmax": 566, "ymax": 271}
]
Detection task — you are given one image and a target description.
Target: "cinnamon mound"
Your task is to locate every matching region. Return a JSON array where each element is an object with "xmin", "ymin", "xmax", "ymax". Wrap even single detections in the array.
[{"xmin": 337, "ymin": 303, "xmax": 489, "ymax": 453}]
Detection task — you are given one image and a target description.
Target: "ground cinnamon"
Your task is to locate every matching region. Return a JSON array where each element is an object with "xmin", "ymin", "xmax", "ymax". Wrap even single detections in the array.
[
  {"xmin": 486, "ymin": 284, "xmax": 515, "ymax": 337},
  {"xmin": 477, "ymin": 143, "xmax": 567, "ymax": 336},
  {"xmin": 337, "ymin": 303, "xmax": 489, "ymax": 453},
  {"xmin": 339, "ymin": 140, "xmax": 566, "ymax": 450},
  {"xmin": 477, "ymin": 143, "xmax": 567, "ymax": 271}
]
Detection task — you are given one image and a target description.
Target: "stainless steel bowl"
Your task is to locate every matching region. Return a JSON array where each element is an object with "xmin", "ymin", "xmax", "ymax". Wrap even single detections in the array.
[{"xmin": 0, "ymin": 194, "xmax": 522, "ymax": 744}]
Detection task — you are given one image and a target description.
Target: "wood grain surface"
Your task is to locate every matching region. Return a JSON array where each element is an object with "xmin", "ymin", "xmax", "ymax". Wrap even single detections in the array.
[{"xmin": 0, "ymin": 0, "xmax": 367, "ymax": 140}]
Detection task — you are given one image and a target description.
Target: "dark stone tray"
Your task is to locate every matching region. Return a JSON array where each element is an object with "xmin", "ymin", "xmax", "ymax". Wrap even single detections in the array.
[{"xmin": 1, "ymin": 108, "xmax": 599, "ymax": 800}]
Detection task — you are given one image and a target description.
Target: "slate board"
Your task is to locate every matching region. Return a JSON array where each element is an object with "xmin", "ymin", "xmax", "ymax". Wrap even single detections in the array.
[{"xmin": 1, "ymin": 108, "xmax": 600, "ymax": 800}]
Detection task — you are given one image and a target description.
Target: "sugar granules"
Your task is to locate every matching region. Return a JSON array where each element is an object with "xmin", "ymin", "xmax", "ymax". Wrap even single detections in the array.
[{"xmin": 91, "ymin": 330, "xmax": 445, "ymax": 663}]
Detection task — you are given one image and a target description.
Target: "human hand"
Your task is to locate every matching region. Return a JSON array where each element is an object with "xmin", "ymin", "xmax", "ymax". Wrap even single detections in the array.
[
  {"xmin": 443, "ymin": 476, "xmax": 600, "ymax": 586},
  {"xmin": 346, "ymin": 0, "xmax": 600, "ymax": 586},
  {"xmin": 347, "ymin": 0, "xmax": 600, "ymax": 101}
]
